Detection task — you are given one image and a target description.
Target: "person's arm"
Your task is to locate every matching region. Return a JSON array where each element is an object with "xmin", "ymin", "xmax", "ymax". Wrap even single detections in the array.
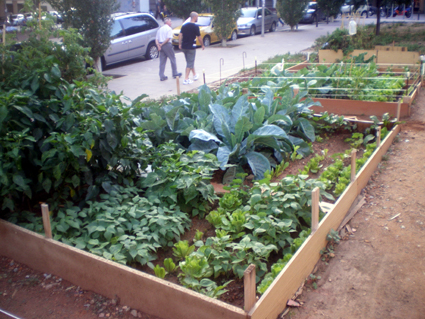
[
  {"xmin": 197, "ymin": 35, "xmax": 205, "ymax": 50},
  {"xmin": 155, "ymin": 33, "xmax": 161, "ymax": 51},
  {"xmin": 178, "ymin": 33, "xmax": 183, "ymax": 50}
]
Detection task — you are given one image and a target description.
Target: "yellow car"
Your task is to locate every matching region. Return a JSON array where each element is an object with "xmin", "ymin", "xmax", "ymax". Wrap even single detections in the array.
[{"xmin": 172, "ymin": 13, "xmax": 238, "ymax": 48}]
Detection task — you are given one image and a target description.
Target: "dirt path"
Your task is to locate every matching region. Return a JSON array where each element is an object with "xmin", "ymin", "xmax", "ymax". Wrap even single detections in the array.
[{"xmin": 287, "ymin": 88, "xmax": 425, "ymax": 319}]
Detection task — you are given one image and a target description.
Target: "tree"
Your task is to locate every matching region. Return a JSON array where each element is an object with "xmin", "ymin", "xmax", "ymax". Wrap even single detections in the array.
[
  {"xmin": 204, "ymin": 0, "xmax": 244, "ymax": 47},
  {"xmin": 277, "ymin": 0, "xmax": 308, "ymax": 31},
  {"xmin": 163, "ymin": 0, "xmax": 207, "ymax": 19},
  {"xmin": 47, "ymin": 0, "xmax": 119, "ymax": 68},
  {"xmin": 317, "ymin": 0, "xmax": 345, "ymax": 20}
]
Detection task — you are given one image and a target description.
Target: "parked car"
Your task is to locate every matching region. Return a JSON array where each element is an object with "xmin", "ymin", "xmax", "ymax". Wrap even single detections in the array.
[
  {"xmin": 10, "ymin": 14, "xmax": 25, "ymax": 26},
  {"xmin": 49, "ymin": 11, "xmax": 64, "ymax": 23},
  {"xmin": 172, "ymin": 13, "xmax": 238, "ymax": 48},
  {"xmin": 237, "ymin": 7, "xmax": 278, "ymax": 36},
  {"xmin": 340, "ymin": 0, "xmax": 354, "ymax": 15},
  {"xmin": 23, "ymin": 13, "xmax": 33, "ymax": 25},
  {"xmin": 357, "ymin": 4, "xmax": 378, "ymax": 17},
  {"xmin": 299, "ymin": 2, "xmax": 326, "ymax": 24},
  {"xmin": 101, "ymin": 12, "xmax": 160, "ymax": 69}
]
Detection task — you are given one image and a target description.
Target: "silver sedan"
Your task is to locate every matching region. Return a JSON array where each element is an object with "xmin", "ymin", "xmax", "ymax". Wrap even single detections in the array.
[{"xmin": 237, "ymin": 7, "xmax": 278, "ymax": 36}]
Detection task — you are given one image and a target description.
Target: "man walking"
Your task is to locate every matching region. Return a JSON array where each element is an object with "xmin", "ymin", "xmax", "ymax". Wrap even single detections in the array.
[
  {"xmin": 178, "ymin": 12, "xmax": 205, "ymax": 85},
  {"xmin": 155, "ymin": 18, "xmax": 182, "ymax": 81}
]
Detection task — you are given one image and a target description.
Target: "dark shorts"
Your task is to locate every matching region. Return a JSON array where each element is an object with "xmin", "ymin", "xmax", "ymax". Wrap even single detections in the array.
[{"xmin": 182, "ymin": 49, "xmax": 196, "ymax": 69}]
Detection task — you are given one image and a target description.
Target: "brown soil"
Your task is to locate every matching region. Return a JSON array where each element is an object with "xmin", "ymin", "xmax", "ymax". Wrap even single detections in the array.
[{"xmin": 2, "ymin": 90, "xmax": 424, "ymax": 319}]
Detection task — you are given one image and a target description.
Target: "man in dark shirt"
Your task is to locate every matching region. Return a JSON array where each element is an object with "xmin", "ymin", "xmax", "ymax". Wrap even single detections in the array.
[{"xmin": 178, "ymin": 12, "xmax": 205, "ymax": 85}]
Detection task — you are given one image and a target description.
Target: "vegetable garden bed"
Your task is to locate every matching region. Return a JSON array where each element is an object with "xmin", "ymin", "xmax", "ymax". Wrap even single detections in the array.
[
  {"xmin": 224, "ymin": 56, "xmax": 422, "ymax": 119},
  {"xmin": 0, "ymin": 123, "xmax": 401, "ymax": 319}
]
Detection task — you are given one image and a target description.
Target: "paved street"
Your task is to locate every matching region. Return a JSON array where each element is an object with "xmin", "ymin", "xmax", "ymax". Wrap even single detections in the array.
[{"xmin": 105, "ymin": 14, "xmax": 424, "ymax": 101}]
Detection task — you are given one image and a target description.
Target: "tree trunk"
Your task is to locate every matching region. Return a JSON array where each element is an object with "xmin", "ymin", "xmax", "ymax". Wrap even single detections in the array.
[
  {"xmin": 221, "ymin": 38, "xmax": 227, "ymax": 47},
  {"xmin": 376, "ymin": 0, "xmax": 381, "ymax": 35}
]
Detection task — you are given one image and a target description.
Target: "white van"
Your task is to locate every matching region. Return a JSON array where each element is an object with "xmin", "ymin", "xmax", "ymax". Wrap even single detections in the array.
[{"xmin": 102, "ymin": 12, "xmax": 160, "ymax": 69}]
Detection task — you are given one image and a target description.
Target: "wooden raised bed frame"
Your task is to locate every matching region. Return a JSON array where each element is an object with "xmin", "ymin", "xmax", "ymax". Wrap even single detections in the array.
[
  {"xmin": 286, "ymin": 61, "xmax": 422, "ymax": 119},
  {"xmin": 0, "ymin": 124, "xmax": 401, "ymax": 319}
]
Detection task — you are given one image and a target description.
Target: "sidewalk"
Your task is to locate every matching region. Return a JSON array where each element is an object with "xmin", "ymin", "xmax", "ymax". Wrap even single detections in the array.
[{"xmin": 105, "ymin": 14, "xmax": 425, "ymax": 102}]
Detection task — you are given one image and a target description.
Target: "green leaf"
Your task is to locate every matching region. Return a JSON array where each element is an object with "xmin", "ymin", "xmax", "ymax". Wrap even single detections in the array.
[
  {"xmin": 254, "ymin": 106, "xmax": 265, "ymax": 126},
  {"xmin": 13, "ymin": 175, "xmax": 27, "ymax": 190},
  {"xmin": 0, "ymin": 106, "xmax": 8, "ymax": 123},
  {"xmin": 107, "ymin": 133, "xmax": 118, "ymax": 149},
  {"xmin": 298, "ymin": 118, "xmax": 315, "ymax": 142},
  {"xmin": 42, "ymin": 178, "xmax": 52, "ymax": 193}
]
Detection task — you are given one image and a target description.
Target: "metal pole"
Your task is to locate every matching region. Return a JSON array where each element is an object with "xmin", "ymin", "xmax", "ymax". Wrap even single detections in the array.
[{"xmin": 219, "ymin": 58, "xmax": 224, "ymax": 85}]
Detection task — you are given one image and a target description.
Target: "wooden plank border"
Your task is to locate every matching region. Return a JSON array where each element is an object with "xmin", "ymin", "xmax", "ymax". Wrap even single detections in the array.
[
  {"xmin": 0, "ymin": 221, "xmax": 247, "ymax": 319},
  {"xmin": 249, "ymin": 125, "xmax": 400, "ymax": 319}
]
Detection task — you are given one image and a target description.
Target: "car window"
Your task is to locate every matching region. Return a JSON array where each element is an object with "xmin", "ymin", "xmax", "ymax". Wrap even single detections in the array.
[
  {"xmin": 111, "ymin": 20, "xmax": 124, "ymax": 39},
  {"xmin": 193, "ymin": 16, "xmax": 211, "ymax": 27},
  {"xmin": 144, "ymin": 16, "xmax": 159, "ymax": 30},
  {"xmin": 240, "ymin": 8, "xmax": 257, "ymax": 18},
  {"xmin": 121, "ymin": 16, "xmax": 149, "ymax": 36},
  {"xmin": 265, "ymin": 8, "xmax": 271, "ymax": 16}
]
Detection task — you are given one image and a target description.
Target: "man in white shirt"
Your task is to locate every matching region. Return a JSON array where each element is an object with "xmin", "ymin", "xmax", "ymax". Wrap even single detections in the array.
[{"xmin": 155, "ymin": 18, "xmax": 182, "ymax": 81}]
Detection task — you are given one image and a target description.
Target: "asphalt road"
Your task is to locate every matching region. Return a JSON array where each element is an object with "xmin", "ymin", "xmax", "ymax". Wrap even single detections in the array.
[{"xmin": 105, "ymin": 14, "xmax": 424, "ymax": 101}]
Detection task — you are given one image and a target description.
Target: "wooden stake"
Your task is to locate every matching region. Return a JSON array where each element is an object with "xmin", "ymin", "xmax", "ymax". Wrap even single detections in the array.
[
  {"xmin": 311, "ymin": 187, "xmax": 319, "ymax": 233},
  {"xmin": 203, "ymin": 69, "xmax": 205, "ymax": 84},
  {"xmin": 41, "ymin": 203, "xmax": 52, "ymax": 239},
  {"xmin": 176, "ymin": 76, "xmax": 180, "ymax": 95},
  {"xmin": 255, "ymin": 56, "xmax": 257, "ymax": 76},
  {"xmin": 350, "ymin": 149, "xmax": 356, "ymax": 182},
  {"xmin": 376, "ymin": 126, "xmax": 381, "ymax": 147},
  {"xmin": 244, "ymin": 264, "xmax": 256, "ymax": 313},
  {"xmin": 396, "ymin": 99, "xmax": 401, "ymax": 121}
]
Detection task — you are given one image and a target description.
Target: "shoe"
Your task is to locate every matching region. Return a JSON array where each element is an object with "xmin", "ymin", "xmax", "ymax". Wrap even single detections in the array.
[
  {"xmin": 183, "ymin": 79, "xmax": 193, "ymax": 85},
  {"xmin": 193, "ymin": 74, "xmax": 199, "ymax": 81},
  {"xmin": 160, "ymin": 76, "xmax": 168, "ymax": 81},
  {"xmin": 173, "ymin": 73, "xmax": 182, "ymax": 79}
]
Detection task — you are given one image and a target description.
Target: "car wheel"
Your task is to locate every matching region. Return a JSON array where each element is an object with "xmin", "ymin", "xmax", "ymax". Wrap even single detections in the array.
[
  {"xmin": 146, "ymin": 42, "xmax": 159, "ymax": 60},
  {"xmin": 230, "ymin": 30, "xmax": 237, "ymax": 41},
  {"xmin": 269, "ymin": 22, "xmax": 276, "ymax": 32},
  {"xmin": 203, "ymin": 35, "xmax": 211, "ymax": 47},
  {"xmin": 361, "ymin": 10, "xmax": 368, "ymax": 18},
  {"xmin": 250, "ymin": 25, "xmax": 256, "ymax": 36}
]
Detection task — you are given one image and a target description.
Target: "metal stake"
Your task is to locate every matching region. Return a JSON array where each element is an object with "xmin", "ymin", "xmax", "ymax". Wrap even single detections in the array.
[{"xmin": 219, "ymin": 58, "xmax": 224, "ymax": 85}]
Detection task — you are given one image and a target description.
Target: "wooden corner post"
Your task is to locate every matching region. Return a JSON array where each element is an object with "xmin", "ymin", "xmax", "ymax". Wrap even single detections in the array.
[
  {"xmin": 244, "ymin": 264, "xmax": 256, "ymax": 313},
  {"xmin": 351, "ymin": 149, "xmax": 357, "ymax": 182},
  {"xmin": 376, "ymin": 126, "xmax": 381, "ymax": 147},
  {"xmin": 176, "ymin": 76, "xmax": 180, "ymax": 95},
  {"xmin": 311, "ymin": 187, "xmax": 319, "ymax": 233},
  {"xmin": 396, "ymin": 98, "xmax": 401, "ymax": 121},
  {"xmin": 41, "ymin": 203, "xmax": 52, "ymax": 239}
]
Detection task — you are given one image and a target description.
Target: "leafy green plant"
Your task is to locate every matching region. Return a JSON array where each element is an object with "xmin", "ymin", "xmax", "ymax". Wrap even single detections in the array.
[
  {"xmin": 173, "ymin": 240, "xmax": 196, "ymax": 261},
  {"xmin": 179, "ymin": 254, "xmax": 213, "ymax": 280},
  {"xmin": 194, "ymin": 230, "xmax": 204, "ymax": 242},
  {"xmin": 153, "ymin": 264, "xmax": 167, "ymax": 279},
  {"xmin": 299, "ymin": 149, "xmax": 328, "ymax": 175},
  {"xmin": 139, "ymin": 144, "xmax": 220, "ymax": 217},
  {"xmin": 12, "ymin": 186, "xmax": 191, "ymax": 266},
  {"xmin": 164, "ymin": 258, "xmax": 177, "ymax": 273},
  {"xmin": 321, "ymin": 229, "xmax": 341, "ymax": 263},
  {"xmin": 344, "ymin": 133, "xmax": 374, "ymax": 148}
]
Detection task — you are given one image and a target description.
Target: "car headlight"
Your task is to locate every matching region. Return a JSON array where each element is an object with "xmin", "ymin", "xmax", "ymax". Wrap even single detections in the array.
[{"xmin": 238, "ymin": 24, "xmax": 247, "ymax": 28}]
